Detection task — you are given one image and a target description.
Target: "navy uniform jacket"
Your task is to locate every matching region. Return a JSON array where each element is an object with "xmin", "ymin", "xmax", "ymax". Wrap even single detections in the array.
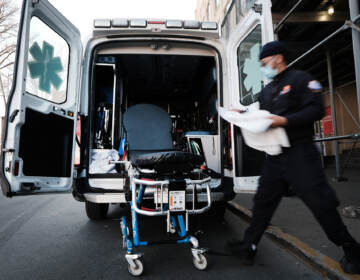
[{"xmin": 258, "ymin": 68, "xmax": 325, "ymax": 145}]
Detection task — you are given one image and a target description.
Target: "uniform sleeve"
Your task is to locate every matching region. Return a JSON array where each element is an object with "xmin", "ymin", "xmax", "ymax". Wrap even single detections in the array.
[{"xmin": 284, "ymin": 73, "xmax": 325, "ymax": 127}]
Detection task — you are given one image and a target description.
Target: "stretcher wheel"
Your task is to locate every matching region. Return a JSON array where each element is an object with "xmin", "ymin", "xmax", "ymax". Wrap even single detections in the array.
[
  {"xmin": 128, "ymin": 258, "xmax": 144, "ymax": 276},
  {"xmin": 193, "ymin": 253, "xmax": 207, "ymax": 271}
]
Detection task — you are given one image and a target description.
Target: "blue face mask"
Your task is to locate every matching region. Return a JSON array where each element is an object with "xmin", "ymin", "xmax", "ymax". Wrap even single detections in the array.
[{"xmin": 260, "ymin": 64, "xmax": 278, "ymax": 81}]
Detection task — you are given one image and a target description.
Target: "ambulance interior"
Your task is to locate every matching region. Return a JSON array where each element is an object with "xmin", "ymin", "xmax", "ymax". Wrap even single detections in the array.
[{"xmin": 88, "ymin": 49, "xmax": 224, "ymax": 184}]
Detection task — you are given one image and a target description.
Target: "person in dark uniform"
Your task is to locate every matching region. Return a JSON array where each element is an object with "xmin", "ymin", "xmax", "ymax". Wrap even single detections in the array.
[{"xmin": 227, "ymin": 41, "xmax": 360, "ymax": 274}]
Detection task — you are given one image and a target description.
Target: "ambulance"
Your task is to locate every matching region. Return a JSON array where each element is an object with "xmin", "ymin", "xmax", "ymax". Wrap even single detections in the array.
[{"xmin": 1, "ymin": 0, "xmax": 273, "ymax": 220}]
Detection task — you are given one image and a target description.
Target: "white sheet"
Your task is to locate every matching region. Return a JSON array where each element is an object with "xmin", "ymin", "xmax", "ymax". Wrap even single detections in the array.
[{"xmin": 218, "ymin": 106, "xmax": 290, "ymax": 155}]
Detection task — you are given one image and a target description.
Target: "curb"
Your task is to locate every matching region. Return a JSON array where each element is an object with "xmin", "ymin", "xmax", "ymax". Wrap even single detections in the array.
[{"xmin": 227, "ymin": 201, "xmax": 360, "ymax": 280}]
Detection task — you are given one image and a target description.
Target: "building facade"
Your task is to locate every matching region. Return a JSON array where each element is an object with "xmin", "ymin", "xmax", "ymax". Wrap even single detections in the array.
[{"xmin": 195, "ymin": 0, "xmax": 360, "ymax": 172}]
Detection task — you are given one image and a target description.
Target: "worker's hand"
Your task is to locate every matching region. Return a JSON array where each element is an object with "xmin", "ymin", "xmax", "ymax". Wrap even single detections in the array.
[{"xmin": 268, "ymin": 115, "xmax": 288, "ymax": 128}]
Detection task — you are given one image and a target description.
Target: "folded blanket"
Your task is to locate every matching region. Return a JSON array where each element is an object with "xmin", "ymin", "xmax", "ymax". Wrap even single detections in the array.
[{"xmin": 218, "ymin": 106, "xmax": 290, "ymax": 155}]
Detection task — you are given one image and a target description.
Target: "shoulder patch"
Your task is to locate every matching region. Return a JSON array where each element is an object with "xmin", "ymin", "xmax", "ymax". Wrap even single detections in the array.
[
  {"xmin": 308, "ymin": 80, "xmax": 322, "ymax": 92},
  {"xmin": 280, "ymin": 85, "xmax": 291, "ymax": 95}
]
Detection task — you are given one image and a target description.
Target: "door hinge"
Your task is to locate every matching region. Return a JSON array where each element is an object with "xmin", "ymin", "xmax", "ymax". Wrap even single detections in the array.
[
  {"xmin": 2, "ymin": 148, "xmax": 15, "ymax": 153},
  {"xmin": 252, "ymin": 4, "xmax": 262, "ymax": 14},
  {"xmin": 32, "ymin": 0, "xmax": 39, "ymax": 4}
]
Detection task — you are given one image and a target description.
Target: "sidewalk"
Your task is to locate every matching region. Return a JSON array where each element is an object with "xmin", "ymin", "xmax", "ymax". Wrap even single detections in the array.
[{"xmin": 231, "ymin": 167, "xmax": 360, "ymax": 278}]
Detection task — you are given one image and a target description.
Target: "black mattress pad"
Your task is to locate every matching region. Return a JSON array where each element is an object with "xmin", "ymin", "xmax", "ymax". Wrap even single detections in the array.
[{"xmin": 129, "ymin": 150, "xmax": 204, "ymax": 173}]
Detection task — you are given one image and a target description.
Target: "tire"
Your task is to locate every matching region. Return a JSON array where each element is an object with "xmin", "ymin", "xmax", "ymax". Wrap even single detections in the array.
[{"xmin": 85, "ymin": 201, "xmax": 109, "ymax": 220}]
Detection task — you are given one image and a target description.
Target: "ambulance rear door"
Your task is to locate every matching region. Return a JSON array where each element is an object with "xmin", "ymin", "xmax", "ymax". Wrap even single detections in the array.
[
  {"xmin": 226, "ymin": 0, "xmax": 274, "ymax": 193},
  {"xmin": 0, "ymin": 0, "xmax": 82, "ymax": 196}
]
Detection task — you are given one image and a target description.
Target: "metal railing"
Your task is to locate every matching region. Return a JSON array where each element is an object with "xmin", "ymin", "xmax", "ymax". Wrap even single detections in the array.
[{"xmin": 314, "ymin": 133, "xmax": 360, "ymax": 143}]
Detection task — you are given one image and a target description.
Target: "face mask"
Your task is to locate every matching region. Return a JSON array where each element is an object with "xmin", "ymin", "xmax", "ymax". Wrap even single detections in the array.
[
  {"xmin": 260, "ymin": 56, "xmax": 279, "ymax": 80},
  {"xmin": 260, "ymin": 64, "xmax": 278, "ymax": 80}
]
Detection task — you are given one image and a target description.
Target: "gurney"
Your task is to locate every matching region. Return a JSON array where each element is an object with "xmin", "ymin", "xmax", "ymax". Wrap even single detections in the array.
[{"xmin": 114, "ymin": 104, "xmax": 212, "ymax": 276}]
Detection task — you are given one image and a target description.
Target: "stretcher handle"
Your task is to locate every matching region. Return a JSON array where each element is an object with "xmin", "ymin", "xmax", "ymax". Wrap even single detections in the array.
[
  {"xmin": 188, "ymin": 183, "xmax": 212, "ymax": 215},
  {"xmin": 132, "ymin": 176, "xmax": 211, "ymax": 186},
  {"xmin": 133, "ymin": 178, "xmax": 169, "ymax": 186},
  {"xmin": 131, "ymin": 179, "xmax": 165, "ymax": 216}
]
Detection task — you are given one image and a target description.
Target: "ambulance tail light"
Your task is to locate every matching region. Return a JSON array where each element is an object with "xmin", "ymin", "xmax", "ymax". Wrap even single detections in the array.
[
  {"xmin": 74, "ymin": 115, "xmax": 81, "ymax": 166},
  {"xmin": 227, "ymin": 123, "xmax": 233, "ymax": 169},
  {"xmin": 14, "ymin": 160, "xmax": 19, "ymax": 176}
]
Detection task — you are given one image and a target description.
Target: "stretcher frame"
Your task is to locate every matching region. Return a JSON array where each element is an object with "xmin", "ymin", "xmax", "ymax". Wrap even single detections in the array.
[{"xmin": 118, "ymin": 163, "xmax": 213, "ymax": 276}]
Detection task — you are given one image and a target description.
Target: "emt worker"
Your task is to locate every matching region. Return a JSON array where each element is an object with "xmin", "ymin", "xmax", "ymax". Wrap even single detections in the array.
[{"xmin": 227, "ymin": 41, "xmax": 360, "ymax": 274}]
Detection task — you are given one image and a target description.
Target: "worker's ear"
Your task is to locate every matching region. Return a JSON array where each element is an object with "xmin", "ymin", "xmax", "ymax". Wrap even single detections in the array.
[{"xmin": 277, "ymin": 54, "xmax": 285, "ymax": 65}]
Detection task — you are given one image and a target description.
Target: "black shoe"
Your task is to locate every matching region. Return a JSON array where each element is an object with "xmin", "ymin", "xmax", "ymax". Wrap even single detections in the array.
[
  {"xmin": 225, "ymin": 239, "xmax": 257, "ymax": 265},
  {"xmin": 341, "ymin": 242, "xmax": 360, "ymax": 274}
]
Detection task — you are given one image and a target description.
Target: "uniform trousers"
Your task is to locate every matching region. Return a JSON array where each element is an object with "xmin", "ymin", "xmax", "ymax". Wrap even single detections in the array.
[{"xmin": 243, "ymin": 142, "xmax": 355, "ymax": 247}]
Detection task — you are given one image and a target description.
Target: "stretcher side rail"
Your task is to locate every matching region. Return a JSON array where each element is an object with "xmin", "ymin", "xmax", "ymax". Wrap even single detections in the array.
[{"xmin": 131, "ymin": 176, "xmax": 212, "ymax": 216}]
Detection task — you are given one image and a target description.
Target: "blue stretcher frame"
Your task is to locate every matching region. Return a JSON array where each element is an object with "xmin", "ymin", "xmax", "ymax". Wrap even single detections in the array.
[
  {"xmin": 121, "ymin": 174, "xmax": 212, "ymax": 251},
  {"xmin": 122, "ymin": 183, "xmax": 192, "ymax": 253}
]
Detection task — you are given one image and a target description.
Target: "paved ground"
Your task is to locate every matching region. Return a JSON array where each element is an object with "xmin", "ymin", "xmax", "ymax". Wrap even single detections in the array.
[
  {"xmin": 0, "ymin": 194, "xmax": 323, "ymax": 280},
  {"xmin": 234, "ymin": 167, "xmax": 360, "ymax": 262}
]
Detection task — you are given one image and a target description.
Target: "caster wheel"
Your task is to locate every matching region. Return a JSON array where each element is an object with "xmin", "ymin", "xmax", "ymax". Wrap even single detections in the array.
[
  {"xmin": 193, "ymin": 253, "xmax": 207, "ymax": 271},
  {"xmin": 169, "ymin": 222, "xmax": 176, "ymax": 234},
  {"xmin": 128, "ymin": 258, "xmax": 144, "ymax": 276}
]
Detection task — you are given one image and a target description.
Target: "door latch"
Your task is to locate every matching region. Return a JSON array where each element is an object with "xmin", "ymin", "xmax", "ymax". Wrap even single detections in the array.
[
  {"xmin": 20, "ymin": 182, "xmax": 40, "ymax": 192},
  {"xmin": 53, "ymin": 106, "xmax": 66, "ymax": 115}
]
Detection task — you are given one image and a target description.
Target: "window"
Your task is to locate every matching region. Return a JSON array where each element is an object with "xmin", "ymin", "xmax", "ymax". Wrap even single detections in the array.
[
  {"xmin": 237, "ymin": 25, "xmax": 263, "ymax": 105},
  {"xmin": 26, "ymin": 17, "xmax": 69, "ymax": 103}
]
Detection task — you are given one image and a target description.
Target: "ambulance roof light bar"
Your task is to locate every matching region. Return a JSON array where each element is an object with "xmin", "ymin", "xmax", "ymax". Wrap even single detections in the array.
[
  {"xmin": 93, "ymin": 19, "xmax": 219, "ymax": 39},
  {"xmin": 94, "ymin": 19, "xmax": 111, "ymax": 28},
  {"xmin": 201, "ymin": 22, "xmax": 218, "ymax": 30},
  {"xmin": 130, "ymin": 19, "xmax": 147, "ymax": 28},
  {"xmin": 183, "ymin": 20, "xmax": 200, "ymax": 29},
  {"xmin": 166, "ymin": 20, "xmax": 183, "ymax": 28},
  {"xmin": 94, "ymin": 19, "xmax": 218, "ymax": 31},
  {"xmin": 112, "ymin": 19, "xmax": 129, "ymax": 28}
]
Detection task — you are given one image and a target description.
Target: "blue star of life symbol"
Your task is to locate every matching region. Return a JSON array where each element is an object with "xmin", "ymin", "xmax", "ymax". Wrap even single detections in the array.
[
  {"xmin": 243, "ymin": 43, "xmax": 262, "ymax": 96},
  {"xmin": 28, "ymin": 41, "xmax": 63, "ymax": 93}
]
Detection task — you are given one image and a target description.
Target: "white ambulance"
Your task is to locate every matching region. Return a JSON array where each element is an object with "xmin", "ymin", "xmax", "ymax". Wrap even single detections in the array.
[{"xmin": 1, "ymin": 0, "xmax": 274, "ymax": 220}]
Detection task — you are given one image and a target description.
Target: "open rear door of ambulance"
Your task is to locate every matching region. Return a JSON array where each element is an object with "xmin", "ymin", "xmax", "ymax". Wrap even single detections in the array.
[
  {"xmin": 226, "ymin": 0, "xmax": 274, "ymax": 193},
  {"xmin": 0, "ymin": 0, "xmax": 82, "ymax": 197}
]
